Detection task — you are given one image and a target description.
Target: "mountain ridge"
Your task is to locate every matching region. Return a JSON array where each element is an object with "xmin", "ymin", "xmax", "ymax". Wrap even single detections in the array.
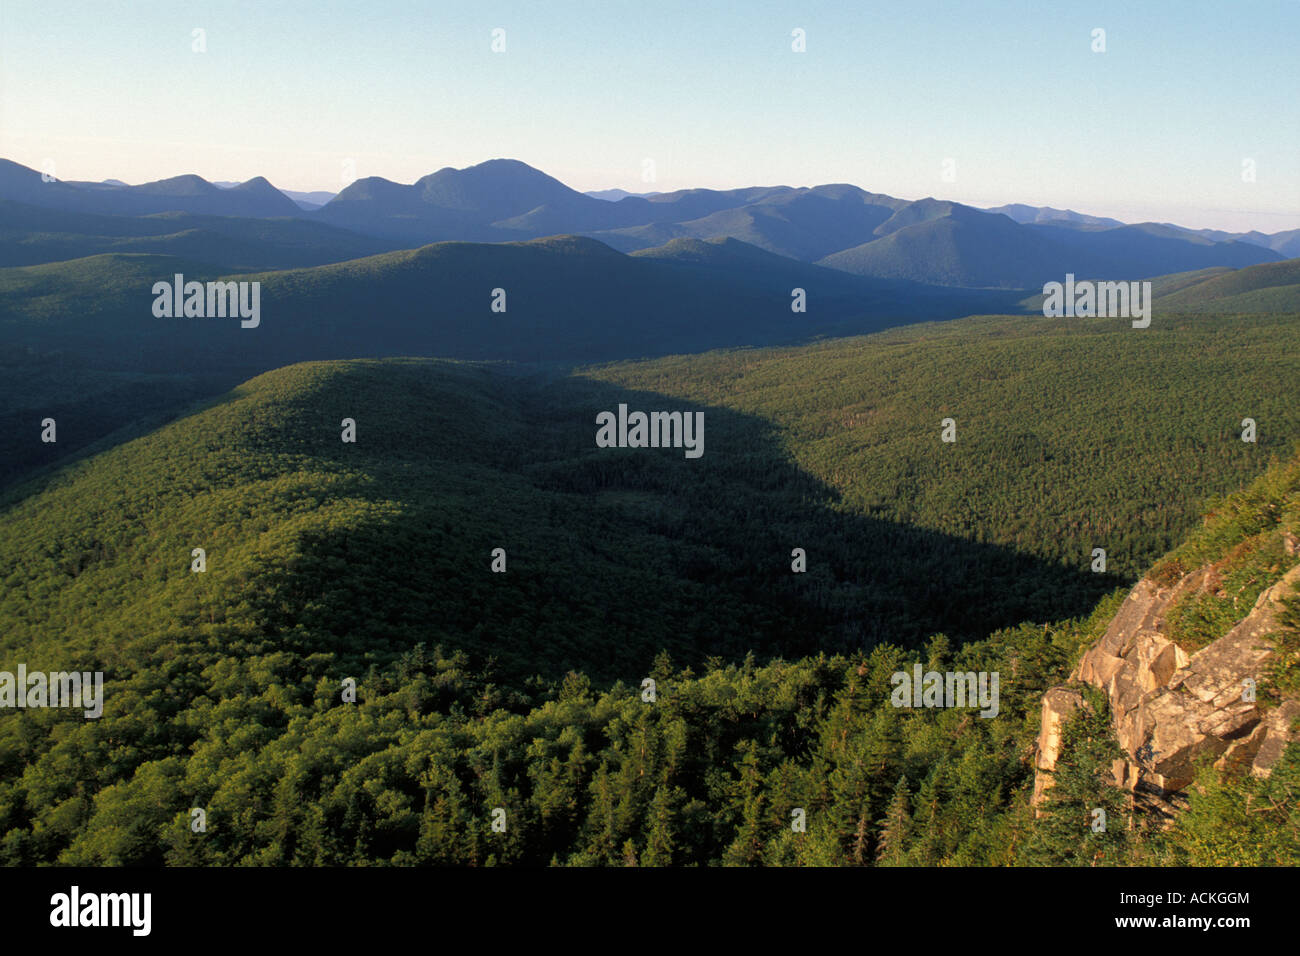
[{"xmin": 2, "ymin": 157, "xmax": 1290, "ymax": 288}]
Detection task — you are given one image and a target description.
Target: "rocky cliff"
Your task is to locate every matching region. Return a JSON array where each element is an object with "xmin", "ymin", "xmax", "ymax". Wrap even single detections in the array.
[{"xmin": 1033, "ymin": 532, "xmax": 1300, "ymax": 821}]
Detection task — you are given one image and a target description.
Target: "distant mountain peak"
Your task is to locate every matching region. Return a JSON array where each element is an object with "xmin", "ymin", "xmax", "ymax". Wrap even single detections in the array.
[
  {"xmin": 138, "ymin": 173, "xmax": 219, "ymax": 195},
  {"xmin": 233, "ymin": 175, "xmax": 277, "ymax": 190},
  {"xmin": 417, "ymin": 158, "xmax": 558, "ymax": 185},
  {"xmin": 478, "ymin": 157, "xmax": 543, "ymax": 171}
]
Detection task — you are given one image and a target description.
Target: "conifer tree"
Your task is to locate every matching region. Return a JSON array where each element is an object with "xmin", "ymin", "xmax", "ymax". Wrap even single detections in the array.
[
  {"xmin": 875, "ymin": 774, "xmax": 912, "ymax": 866},
  {"xmin": 1023, "ymin": 687, "xmax": 1130, "ymax": 865},
  {"xmin": 723, "ymin": 743, "xmax": 767, "ymax": 866},
  {"xmin": 641, "ymin": 786, "xmax": 678, "ymax": 866}
]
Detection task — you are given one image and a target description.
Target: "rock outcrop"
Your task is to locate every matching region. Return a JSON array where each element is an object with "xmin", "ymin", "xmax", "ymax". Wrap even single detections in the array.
[
  {"xmin": 1033, "ymin": 559, "xmax": 1300, "ymax": 817},
  {"xmin": 1031, "ymin": 686, "xmax": 1085, "ymax": 808}
]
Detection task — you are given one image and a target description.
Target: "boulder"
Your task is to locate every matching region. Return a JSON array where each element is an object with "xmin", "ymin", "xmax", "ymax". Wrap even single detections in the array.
[{"xmin": 1034, "ymin": 559, "xmax": 1299, "ymax": 810}]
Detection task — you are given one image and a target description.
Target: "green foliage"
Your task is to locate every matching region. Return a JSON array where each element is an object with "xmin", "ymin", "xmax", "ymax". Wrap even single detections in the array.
[
  {"xmin": 1154, "ymin": 743, "xmax": 1300, "ymax": 866},
  {"xmin": 874, "ymin": 775, "xmax": 911, "ymax": 866},
  {"xmin": 1153, "ymin": 258, "xmax": 1300, "ymax": 314},
  {"xmin": 1266, "ymin": 591, "xmax": 1300, "ymax": 701},
  {"xmin": 0, "ymin": 616, "xmax": 1085, "ymax": 866},
  {"xmin": 1021, "ymin": 687, "xmax": 1130, "ymax": 866},
  {"xmin": 1158, "ymin": 444, "xmax": 1300, "ymax": 654},
  {"xmin": 588, "ymin": 311, "xmax": 1300, "ymax": 582},
  {"xmin": 1, "ymin": 309, "xmax": 1298, "ymax": 865}
]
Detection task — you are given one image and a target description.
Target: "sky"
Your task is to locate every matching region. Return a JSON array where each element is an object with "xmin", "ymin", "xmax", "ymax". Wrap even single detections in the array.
[{"xmin": 1, "ymin": 0, "xmax": 1297, "ymax": 232}]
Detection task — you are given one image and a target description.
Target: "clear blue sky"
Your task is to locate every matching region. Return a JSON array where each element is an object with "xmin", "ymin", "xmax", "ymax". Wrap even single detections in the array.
[{"xmin": 1, "ymin": 0, "xmax": 1297, "ymax": 231}]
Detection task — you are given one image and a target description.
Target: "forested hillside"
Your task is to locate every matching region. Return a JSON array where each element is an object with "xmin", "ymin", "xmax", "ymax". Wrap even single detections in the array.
[
  {"xmin": 1153, "ymin": 258, "xmax": 1300, "ymax": 314},
  {"xmin": 1, "ymin": 305, "xmax": 1298, "ymax": 865},
  {"xmin": 0, "ymin": 199, "xmax": 403, "ymax": 271},
  {"xmin": 1031, "ymin": 445, "xmax": 1300, "ymax": 866},
  {"xmin": 0, "ymin": 235, "xmax": 1017, "ymax": 489},
  {"xmin": 0, "ymin": 238, "xmax": 1020, "ymax": 373},
  {"xmin": 587, "ymin": 310, "xmax": 1300, "ymax": 579}
]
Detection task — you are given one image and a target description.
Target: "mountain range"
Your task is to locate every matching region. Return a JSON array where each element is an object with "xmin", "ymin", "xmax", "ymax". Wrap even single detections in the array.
[
  {"xmin": 4, "ymin": 154, "xmax": 1298, "ymax": 493},
  {"xmin": 2, "ymin": 151, "xmax": 1298, "ymax": 872},
  {"xmin": 2, "ymin": 157, "xmax": 1291, "ymax": 289}
]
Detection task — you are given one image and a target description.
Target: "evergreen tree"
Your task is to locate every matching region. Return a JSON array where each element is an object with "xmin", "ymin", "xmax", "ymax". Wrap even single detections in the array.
[
  {"xmin": 1023, "ymin": 687, "xmax": 1130, "ymax": 866},
  {"xmin": 875, "ymin": 775, "xmax": 912, "ymax": 866},
  {"xmin": 722, "ymin": 743, "xmax": 767, "ymax": 866},
  {"xmin": 641, "ymin": 785, "xmax": 678, "ymax": 866}
]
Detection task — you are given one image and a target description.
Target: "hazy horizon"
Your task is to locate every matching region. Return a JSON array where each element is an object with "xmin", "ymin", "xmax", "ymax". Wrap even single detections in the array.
[
  {"xmin": 2, "ymin": 0, "xmax": 1297, "ymax": 233},
  {"xmin": 3, "ymin": 153, "xmax": 1294, "ymax": 238}
]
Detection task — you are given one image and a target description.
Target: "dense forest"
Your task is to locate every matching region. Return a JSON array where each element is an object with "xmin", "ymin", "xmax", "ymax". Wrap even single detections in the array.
[
  {"xmin": 1, "ymin": 308, "xmax": 1297, "ymax": 865},
  {"xmin": 589, "ymin": 310, "xmax": 1300, "ymax": 579}
]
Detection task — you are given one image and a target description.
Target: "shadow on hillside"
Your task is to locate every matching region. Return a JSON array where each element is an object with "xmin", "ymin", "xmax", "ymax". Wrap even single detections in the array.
[
  {"xmin": 222, "ymin": 361, "xmax": 1120, "ymax": 684},
  {"xmin": 0, "ymin": 364, "xmax": 251, "ymax": 496}
]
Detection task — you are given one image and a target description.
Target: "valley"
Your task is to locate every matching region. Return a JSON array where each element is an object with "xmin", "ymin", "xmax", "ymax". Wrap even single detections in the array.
[
  {"xmin": 0, "ymin": 301, "xmax": 1297, "ymax": 864},
  {"xmin": 1, "ymin": 154, "xmax": 1297, "ymax": 870}
]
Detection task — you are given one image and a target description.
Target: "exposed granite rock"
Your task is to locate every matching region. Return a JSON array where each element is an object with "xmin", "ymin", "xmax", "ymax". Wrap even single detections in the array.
[
  {"xmin": 1033, "ymin": 561, "xmax": 1300, "ymax": 811},
  {"xmin": 1032, "ymin": 686, "xmax": 1084, "ymax": 811}
]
